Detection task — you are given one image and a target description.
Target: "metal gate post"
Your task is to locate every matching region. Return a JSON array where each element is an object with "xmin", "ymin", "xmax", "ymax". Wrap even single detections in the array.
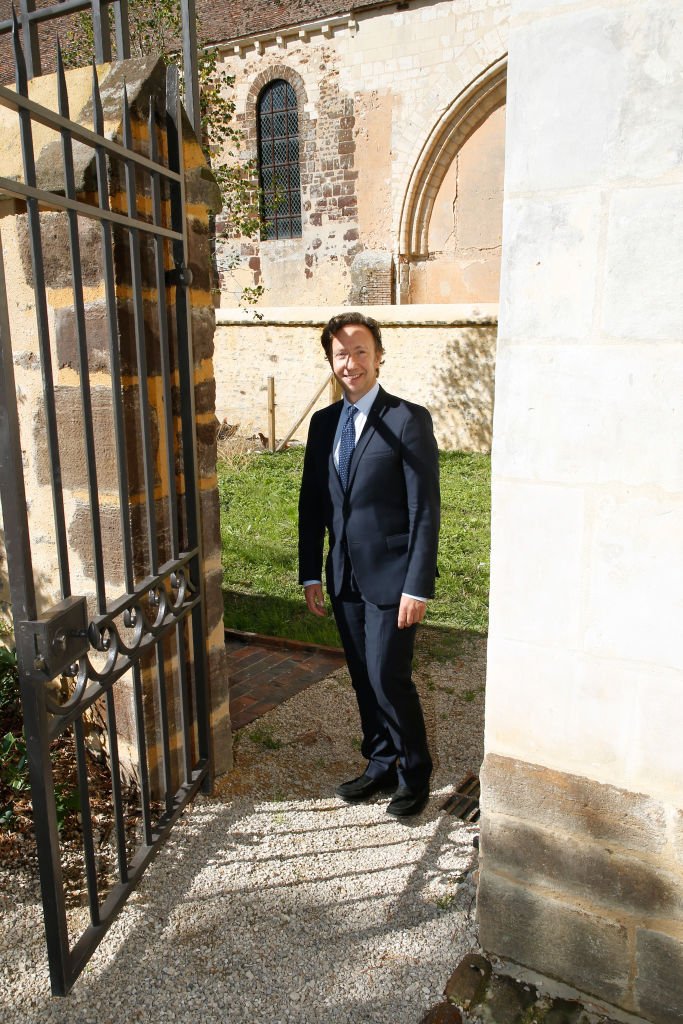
[
  {"xmin": 166, "ymin": 63, "xmax": 214, "ymax": 791},
  {"xmin": 0, "ymin": 233, "xmax": 71, "ymax": 995}
]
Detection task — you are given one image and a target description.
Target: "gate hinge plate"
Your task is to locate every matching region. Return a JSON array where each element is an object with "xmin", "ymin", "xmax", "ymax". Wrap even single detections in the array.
[
  {"xmin": 165, "ymin": 263, "xmax": 193, "ymax": 288},
  {"xmin": 16, "ymin": 596, "xmax": 90, "ymax": 682}
]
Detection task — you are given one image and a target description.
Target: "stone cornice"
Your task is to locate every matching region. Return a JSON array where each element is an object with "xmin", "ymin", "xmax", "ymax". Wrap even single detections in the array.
[{"xmin": 215, "ymin": 303, "xmax": 499, "ymax": 326}]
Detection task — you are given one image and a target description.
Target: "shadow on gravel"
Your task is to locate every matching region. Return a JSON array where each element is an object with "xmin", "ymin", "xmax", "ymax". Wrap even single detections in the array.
[{"xmin": 1, "ymin": 636, "xmax": 486, "ymax": 1022}]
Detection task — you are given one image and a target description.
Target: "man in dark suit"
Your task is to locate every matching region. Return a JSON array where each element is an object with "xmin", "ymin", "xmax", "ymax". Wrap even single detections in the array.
[{"xmin": 298, "ymin": 312, "xmax": 440, "ymax": 817}]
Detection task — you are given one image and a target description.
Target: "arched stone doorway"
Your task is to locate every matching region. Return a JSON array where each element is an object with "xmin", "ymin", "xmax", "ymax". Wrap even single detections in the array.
[{"xmin": 398, "ymin": 57, "xmax": 507, "ymax": 304}]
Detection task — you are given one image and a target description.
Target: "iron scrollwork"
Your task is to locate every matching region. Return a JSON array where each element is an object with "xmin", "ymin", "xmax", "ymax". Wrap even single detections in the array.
[{"xmin": 44, "ymin": 555, "xmax": 199, "ymax": 718}]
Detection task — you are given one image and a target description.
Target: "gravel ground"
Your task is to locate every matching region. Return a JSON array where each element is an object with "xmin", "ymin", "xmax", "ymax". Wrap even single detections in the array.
[{"xmin": 0, "ymin": 634, "xmax": 486, "ymax": 1024}]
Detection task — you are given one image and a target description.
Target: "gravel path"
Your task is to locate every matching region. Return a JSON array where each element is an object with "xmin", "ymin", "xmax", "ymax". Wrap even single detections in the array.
[{"xmin": 0, "ymin": 635, "xmax": 486, "ymax": 1024}]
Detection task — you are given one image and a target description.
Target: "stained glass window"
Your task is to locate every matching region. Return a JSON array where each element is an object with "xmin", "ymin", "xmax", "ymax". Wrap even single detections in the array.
[{"xmin": 257, "ymin": 80, "xmax": 302, "ymax": 240}]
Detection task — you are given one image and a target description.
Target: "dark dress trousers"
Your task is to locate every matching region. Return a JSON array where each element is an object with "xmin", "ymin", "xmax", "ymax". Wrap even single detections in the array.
[{"xmin": 298, "ymin": 385, "xmax": 440, "ymax": 790}]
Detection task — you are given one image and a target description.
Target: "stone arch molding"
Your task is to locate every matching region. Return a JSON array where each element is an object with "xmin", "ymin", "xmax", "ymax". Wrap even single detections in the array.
[
  {"xmin": 244, "ymin": 63, "xmax": 309, "ymax": 126},
  {"xmin": 399, "ymin": 56, "xmax": 507, "ymax": 258},
  {"xmin": 242, "ymin": 64, "xmax": 311, "ymax": 175}
]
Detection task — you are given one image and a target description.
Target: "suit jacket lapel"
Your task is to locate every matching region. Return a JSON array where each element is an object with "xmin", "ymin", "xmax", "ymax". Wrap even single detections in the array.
[{"xmin": 325, "ymin": 402, "xmax": 344, "ymax": 499}]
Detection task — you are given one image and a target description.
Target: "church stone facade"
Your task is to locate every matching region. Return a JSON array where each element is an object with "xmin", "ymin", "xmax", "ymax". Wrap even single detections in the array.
[{"xmin": 203, "ymin": 0, "xmax": 509, "ymax": 306}]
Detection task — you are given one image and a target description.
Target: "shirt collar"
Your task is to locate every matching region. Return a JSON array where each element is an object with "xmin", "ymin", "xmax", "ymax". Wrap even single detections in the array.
[{"xmin": 343, "ymin": 381, "xmax": 380, "ymax": 417}]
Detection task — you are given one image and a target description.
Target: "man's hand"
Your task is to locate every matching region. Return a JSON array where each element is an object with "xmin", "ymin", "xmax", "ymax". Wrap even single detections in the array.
[
  {"xmin": 398, "ymin": 595, "xmax": 427, "ymax": 629},
  {"xmin": 304, "ymin": 583, "xmax": 327, "ymax": 617}
]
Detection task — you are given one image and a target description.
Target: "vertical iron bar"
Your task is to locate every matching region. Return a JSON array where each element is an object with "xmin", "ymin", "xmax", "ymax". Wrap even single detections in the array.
[
  {"xmin": 74, "ymin": 718, "xmax": 100, "ymax": 924},
  {"xmin": 149, "ymin": 98, "xmax": 187, "ymax": 793},
  {"xmin": 131, "ymin": 660, "xmax": 153, "ymax": 846},
  {"xmin": 123, "ymin": 88, "xmax": 171, "ymax": 812},
  {"xmin": 122, "ymin": 87, "xmax": 159, "ymax": 574},
  {"xmin": 12, "ymin": 15, "xmax": 71, "ymax": 599},
  {"xmin": 92, "ymin": 65, "xmax": 135, "ymax": 594},
  {"xmin": 0, "ymin": 233, "xmax": 36, "ymax": 626},
  {"xmin": 113, "ymin": 0, "xmax": 130, "ymax": 60},
  {"xmin": 57, "ymin": 46, "xmax": 107, "ymax": 615},
  {"xmin": 20, "ymin": 679, "xmax": 71, "ymax": 995},
  {"xmin": 104, "ymin": 688, "xmax": 129, "ymax": 882},
  {"xmin": 180, "ymin": 0, "xmax": 201, "ymax": 141},
  {"xmin": 154, "ymin": 640, "xmax": 173, "ymax": 813},
  {"xmin": 0, "ymin": 233, "xmax": 71, "ymax": 997},
  {"xmin": 18, "ymin": 0, "xmax": 40, "ymax": 78},
  {"xmin": 93, "ymin": 66, "xmax": 135, "ymax": 877},
  {"xmin": 175, "ymin": 621, "xmax": 193, "ymax": 784},
  {"xmin": 166, "ymin": 63, "xmax": 213, "ymax": 787},
  {"xmin": 91, "ymin": 0, "xmax": 112, "ymax": 63},
  {"xmin": 148, "ymin": 98, "xmax": 179, "ymax": 558}
]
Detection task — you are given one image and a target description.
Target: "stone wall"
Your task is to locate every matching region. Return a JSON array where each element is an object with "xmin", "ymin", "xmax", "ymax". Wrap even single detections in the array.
[
  {"xmin": 479, "ymin": 756, "xmax": 683, "ymax": 1021},
  {"xmin": 480, "ymin": 2, "xmax": 683, "ymax": 1021},
  {"xmin": 409, "ymin": 103, "xmax": 506, "ymax": 304},
  {"xmin": 213, "ymin": 303, "xmax": 498, "ymax": 451},
  {"xmin": 214, "ymin": 0, "xmax": 509, "ymax": 306}
]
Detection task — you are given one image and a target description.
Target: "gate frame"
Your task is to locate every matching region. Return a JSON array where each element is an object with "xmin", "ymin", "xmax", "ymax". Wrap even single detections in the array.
[{"xmin": 0, "ymin": 18, "xmax": 213, "ymax": 995}]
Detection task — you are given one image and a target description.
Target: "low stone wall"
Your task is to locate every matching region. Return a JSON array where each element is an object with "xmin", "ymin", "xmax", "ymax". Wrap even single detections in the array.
[{"xmin": 214, "ymin": 303, "xmax": 498, "ymax": 451}]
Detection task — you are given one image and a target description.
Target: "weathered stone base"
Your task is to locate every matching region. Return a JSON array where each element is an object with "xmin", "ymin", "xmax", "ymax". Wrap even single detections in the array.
[
  {"xmin": 478, "ymin": 754, "xmax": 683, "ymax": 1024},
  {"xmin": 435, "ymin": 951, "xmax": 623, "ymax": 1024}
]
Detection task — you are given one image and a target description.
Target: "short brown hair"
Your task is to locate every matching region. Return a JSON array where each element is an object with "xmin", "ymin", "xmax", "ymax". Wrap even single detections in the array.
[{"xmin": 320, "ymin": 311, "xmax": 384, "ymax": 364}]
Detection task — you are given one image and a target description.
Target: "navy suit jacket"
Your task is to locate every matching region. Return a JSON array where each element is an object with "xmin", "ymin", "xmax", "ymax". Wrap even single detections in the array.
[{"xmin": 298, "ymin": 385, "xmax": 440, "ymax": 606}]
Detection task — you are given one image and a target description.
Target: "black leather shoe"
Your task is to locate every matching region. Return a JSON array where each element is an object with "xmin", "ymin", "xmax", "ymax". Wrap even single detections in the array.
[
  {"xmin": 335, "ymin": 771, "xmax": 398, "ymax": 802},
  {"xmin": 386, "ymin": 784, "xmax": 430, "ymax": 817}
]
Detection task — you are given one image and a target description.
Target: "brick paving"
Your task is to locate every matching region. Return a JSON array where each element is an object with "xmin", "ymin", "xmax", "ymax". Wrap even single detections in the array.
[{"xmin": 225, "ymin": 630, "xmax": 346, "ymax": 730}]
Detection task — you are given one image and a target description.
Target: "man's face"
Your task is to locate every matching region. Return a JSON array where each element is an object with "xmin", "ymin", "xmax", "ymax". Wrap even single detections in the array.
[{"xmin": 329, "ymin": 324, "xmax": 382, "ymax": 403}]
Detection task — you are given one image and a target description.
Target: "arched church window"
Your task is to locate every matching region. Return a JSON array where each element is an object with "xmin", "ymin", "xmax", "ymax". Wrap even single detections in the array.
[{"xmin": 257, "ymin": 79, "xmax": 302, "ymax": 240}]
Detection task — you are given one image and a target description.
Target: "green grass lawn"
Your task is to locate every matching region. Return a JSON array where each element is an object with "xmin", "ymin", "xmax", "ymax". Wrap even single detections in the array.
[{"xmin": 218, "ymin": 446, "xmax": 491, "ymax": 651}]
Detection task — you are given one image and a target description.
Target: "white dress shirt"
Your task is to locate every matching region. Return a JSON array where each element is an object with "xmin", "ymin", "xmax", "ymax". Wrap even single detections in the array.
[{"xmin": 332, "ymin": 383, "xmax": 379, "ymax": 470}]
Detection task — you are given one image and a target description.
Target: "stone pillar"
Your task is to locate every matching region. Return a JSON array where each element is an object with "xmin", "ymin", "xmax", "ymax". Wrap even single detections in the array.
[
  {"xmin": 480, "ymin": 3, "xmax": 683, "ymax": 1022},
  {"xmin": 182, "ymin": 131, "xmax": 233, "ymax": 777},
  {"xmin": 0, "ymin": 57, "xmax": 232, "ymax": 787}
]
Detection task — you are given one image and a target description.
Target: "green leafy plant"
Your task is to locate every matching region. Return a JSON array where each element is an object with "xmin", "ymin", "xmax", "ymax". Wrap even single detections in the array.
[
  {"xmin": 54, "ymin": 781, "xmax": 81, "ymax": 828},
  {"xmin": 0, "ymin": 644, "xmax": 19, "ymax": 717},
  {"xmin": 0, "ymin": 645, "xmax": 80, "ymax": 833},
  {"xmin": 461, "ymin": 688, "xmax": 481, "ymax": 703},
  {"xmin": 1, "ymin": 645, "xmax": 24, "ymax": 828},
  {"xmin": 434, "ymin": 891, "xmax": 458, "ymax": 911},
  {"xmin": 248, "ymin": 725, "xmax": 283, "ymax": 750},
  {"xmin": 0, "ymin": 730, "xmax": 29, "ymax": 828}
]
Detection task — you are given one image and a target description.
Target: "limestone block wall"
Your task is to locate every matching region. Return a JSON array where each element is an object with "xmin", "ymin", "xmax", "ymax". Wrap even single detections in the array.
[
  {"xmin": 213, "ymin": 303, "xmax": 498, "ymax": 451},
  {"xmin": 214, "ymin": 0, "xmax": 509, "ymax": 306},
  {"xmin": 0, "ymin": 59, "xmax": 231, "ymax": 781},
  {"xmin": 479, "ymin": 2, "xmax": 683, "ymax": 1021},
  {"xmin": 409, "ymin": 103, "xmax": 506, "ymax": 304}
]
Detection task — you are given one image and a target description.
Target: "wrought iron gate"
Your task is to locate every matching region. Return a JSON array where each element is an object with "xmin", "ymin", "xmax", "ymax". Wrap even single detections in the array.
[{"xmin": 0, "ymin": 12, "xmax": 211, "ymax": 995}]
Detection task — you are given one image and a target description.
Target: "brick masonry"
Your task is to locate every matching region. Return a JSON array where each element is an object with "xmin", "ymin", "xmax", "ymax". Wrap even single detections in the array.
[
  {"xmin": 225, "ymin": 633, "xmax": 345, "ymax": 730},
  {"xmin": 215, "ymin": 57, "xmax": 366, "ymax": 303}
]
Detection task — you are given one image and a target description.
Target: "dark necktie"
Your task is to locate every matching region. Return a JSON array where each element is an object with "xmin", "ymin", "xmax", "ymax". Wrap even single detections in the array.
[{"xmin": 338, "ymin": 405, "xmax": 358, "ymax": 490}]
